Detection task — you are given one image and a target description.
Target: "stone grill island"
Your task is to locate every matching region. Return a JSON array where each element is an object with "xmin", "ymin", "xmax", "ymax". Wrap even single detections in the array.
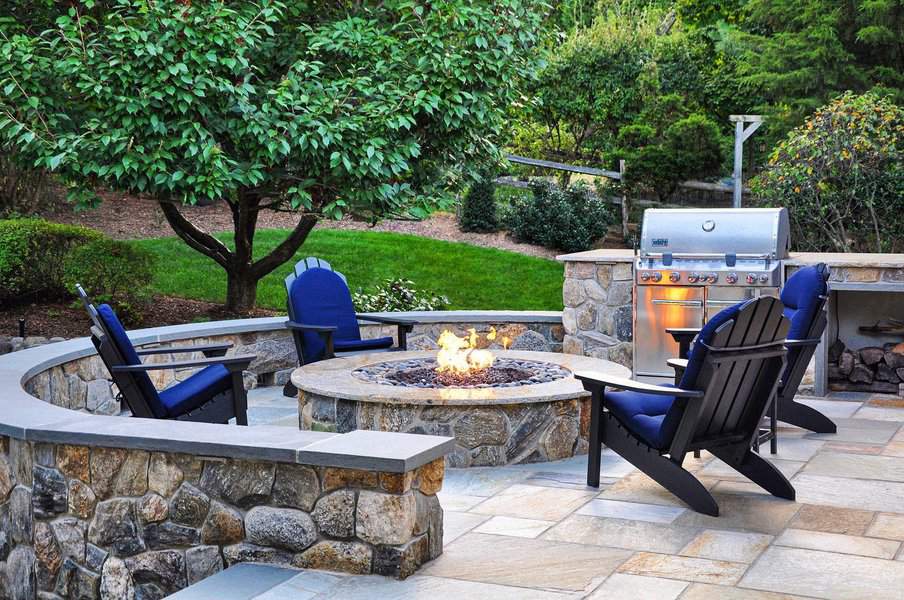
[{"xmin": 292, "ymin": 350, "xmax": 629, "ymax": 468}]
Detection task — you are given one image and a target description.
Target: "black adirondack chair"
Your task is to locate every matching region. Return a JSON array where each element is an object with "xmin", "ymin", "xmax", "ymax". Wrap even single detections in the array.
[
  {"xmin": 576, "ymin": 296, "xmax": 793, "ymax": 516},
  {"xmin": 668, "ymin": 264, "xmax": 835, "ymax": 453},
  {"xmin": 282, "ymin": 257, "xmax": 414, "ymax": 396},
  {"xmin": 76, "ymin": 285, "xmax": 254, "ymax": 424}
]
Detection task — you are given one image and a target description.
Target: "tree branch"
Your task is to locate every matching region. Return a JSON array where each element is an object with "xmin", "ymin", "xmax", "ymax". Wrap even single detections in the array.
[
  {"xmin": 158, "ymin": 200, "xmax": 233, "ymax": 269},
  {"xmin": 251, "ymin": 214, "xmax": 317, "ymax": 279}
]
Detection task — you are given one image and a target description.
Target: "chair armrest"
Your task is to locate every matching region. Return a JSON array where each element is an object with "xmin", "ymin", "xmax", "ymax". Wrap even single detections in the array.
[
  {"xmin": 667, "ymin": 358, "xmax": 688, "ymax": 371},
  {"xmin": 666, "ymin": 327, "xmax": 701, "ymax": 337},
  {"xmin": 785, "ymin": 337, "xmax": 821, "ymax": 348},
  {"xmin": 573, "ymin": 371, "xmax": 704, "ymax": 398},
  {"xmin": 356, "ymin": 314, "xmax": 416, "ymax": 328},
  {"xmin": 136, "ymin": 342, "xmax": 233, "ymax": 357},
  {"xmin": 111, "ymin": 355, "xmax": 255, "ymax": 374},
  {"xmin": 285, "ymin": 321, "xmax": 337, "ymax": 332}
]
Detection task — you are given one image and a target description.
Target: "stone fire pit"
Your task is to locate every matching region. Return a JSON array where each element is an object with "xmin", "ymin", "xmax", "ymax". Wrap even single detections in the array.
[{"xmin": 291, "ymin": 350, "xmax": 629, "ymax": 467}]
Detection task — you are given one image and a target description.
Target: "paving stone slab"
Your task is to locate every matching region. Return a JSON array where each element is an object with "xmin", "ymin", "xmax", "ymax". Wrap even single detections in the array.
[
  {"xmin": 740, "ymin": 546, "xmax": 904, "ymax": 600},
  {"xmin": 577, "ymin": 499, "xmax": 685, "ymax": 524},
  {"xmin": 435, "ymin": 492, "xmax": 487, "ymax": 512},
  {"xmin": 309, "ymin": 574, "xmax": 574, "ymax": 599},
  {"xmin": 441, "ymin": 468, "xmax": 528, "ymax": 497},
  {"xmin": 586, "ymin": 573, "xmax": 687, "ymax": 600},
  {"xmin": 803, "ymin": 452, "xmax": 904, "ymax": 482},
  {"xmin": 473, "ymin": 516, "xmax": 555, "ymax": 539},
  {"xmin": 679, "ymin": 529, "xmax": 773, "ymax": 563},
  {"xmin": 470, "ymin": 484, "xmax": 595, "ymax": 521},
  {"xmin": 804, "ymin": 418, "xmax": 899, "ymax": 445},
  {"xmin": 788, "ymin": 504, "xmax": 875, "ymax": 535},
  {"xmin": 673, "ymin": 494, "xmax": 801, "ymax": 535},
  {"xmin": 421, "ymin": 532, "xmax": 631, "ymax": 591},
  {"xmin": 166, "ymin": 564, "xmax": 300, "ymax": 600},
  {"xmin": 865, "ymin": 513, "xmax": 904, "ymax": 540},
  {"xmin": 599, "ymin": 472, "xmax": 716, "ymax": 507},
  {"xmin": 774, "ymin": 528, "xmax": 900, "ymax": 559},
  {"xmin": 682, "ymin": 583, "xmax": 814, "ymax": 600},
  {"xmin": 697, "ymin": 458, "xmax": 804, "ymax": 481},
  {"xmin": 542, "ymin": 514, "xmax": 700, "ymax": 554},
  {"xmin": 618, "ymin": 552, "xmax": 747, "ymax": 585},
  {"xmin": 442, "ymin": 511, "xmax": 490, "ymax": 546},
  {"xmin": 792, "ymin": 474, "xmax": 904, "ymax": 513}
]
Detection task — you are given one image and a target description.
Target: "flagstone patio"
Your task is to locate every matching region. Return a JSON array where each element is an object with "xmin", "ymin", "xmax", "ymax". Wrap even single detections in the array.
[{"xmin": 233, "ymin": 390, "xmax": 904, "ymax": 599}]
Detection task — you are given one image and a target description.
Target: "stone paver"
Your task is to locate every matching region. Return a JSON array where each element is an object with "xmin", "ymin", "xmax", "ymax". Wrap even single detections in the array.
[
  {"xmin": 792, "ymin": 474, "xmax": 904, "ymax": 513},
  {"xmin": 773, "ymin": 528, "xmax": 900, "ymax": 559},
  {"xmin": 577, "ymin": 498, "xmax": 685, "ymax": 524},
  {"xmin": 672, "ymin": 493, "xmax": 801, "ymax": 535},
  {"xmin": 586, "ymin": 573, "xmax": 688, "ymax": 599},
  {"xmin": 679, "ymin": 529, "xmax": 773, "ymax": 563},
  {"xmin": 865, "ymin": 513, "xmax": 904, "ymax": 540},
  {"xmin": 681, "ymin": 583, "xmax": 813, "ymax": 599},
  {"xmin": 470, "ymin": 483, "xmax": 594, "ymax": 521},
  {"xmin": 805, "ymin": 418, "xmax": 899, "ymax": 445},
  {"xmin": 741, "ymin": 546, "xmax": 904, "ymax": 600},
  {"xmin": 442, "ymin": 511, "xmax": 490, "ymax": 546},
  {"xmin": 543, "ymin": 514, "xmax": 700, "ymax": 554},
  {"xmin": 599, "ymin": 472, "xmax": 715, "ymax": 507},
  {"xmin": 788, "ymin": 504, "xmax": 875, "ymax": 535},
  {"xmin": 618, "ymin": 552, "xmax": 747, "ymax": 585},
  {"xmin": 473, "ymin": 516, "xmax": 555, "ymax": 538}
]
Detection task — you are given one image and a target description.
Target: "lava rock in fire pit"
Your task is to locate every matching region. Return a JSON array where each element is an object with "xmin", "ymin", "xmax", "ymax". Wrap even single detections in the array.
[{"xmin": 353, "ymin": 358, "xmax": 570, "ymax": 389}]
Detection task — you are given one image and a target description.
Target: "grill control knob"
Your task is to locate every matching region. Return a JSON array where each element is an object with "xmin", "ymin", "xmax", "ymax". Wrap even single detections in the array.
[
  {"xmin": 707, "ymin": 273, "xmax": 719, "ymax": 283},
  {"xmin": 650, "ymin": 272, "xmax": 662, "ymax": 283},
  {"xmin": 746, "ymin": 273, "xmax": 757, "ymax": 284},
  {"xmin": 669, "ymin": 272, "xmax": 681, "ymax": 283},
  {"xmin": 640, "ymin": 272, "xmax": 650, "ymax": 282},
  {"xmin": 726, "ymin": 272, "xmax": 739, "ymax": 284},
  {"xmin": 759, "ymin": 273, "xmax": 770, "ymax": 284},
  {"xmin": 687, "ymin": 272, "xmax": 699, "ymax": 283}
]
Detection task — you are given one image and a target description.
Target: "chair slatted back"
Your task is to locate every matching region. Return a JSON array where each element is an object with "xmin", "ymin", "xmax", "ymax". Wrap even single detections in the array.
[
  {"xmin": 90, "ymin": 325, "xmax": 157, "ymax": 419},
  {"xmin": 673, "ymin": 297, "xmax": 789, "ymax": 454}
]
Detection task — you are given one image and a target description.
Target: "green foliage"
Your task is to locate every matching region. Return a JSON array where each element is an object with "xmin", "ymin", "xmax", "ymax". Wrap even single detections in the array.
[
  {"xmin": 0, "ymin": 218, "xmax": 102, "ymax": 302},
  {"xmin": 504, "ymin": 180, "xmax": 614, "ymax": 252},
  {"xmin": 735, "ymin": 0, "xmax": 904, "ymax": 128},
  {"xmin": 62, "ymin": 239, "xmax": 156, "ymax": 320},
  {"xmin": 353, "ymin": 278, "xmax": 450, "ymax": 313},
  {"xmin": 752, "ymin": 92, "xmax": 904, "ymax": 253},
  {"xmin": 459, "ymin": 176, "xmax": 499, "ymax": 233},
  {"xmin": 1, "ymin": 150, "xmax": 58, "ymax": 217}
]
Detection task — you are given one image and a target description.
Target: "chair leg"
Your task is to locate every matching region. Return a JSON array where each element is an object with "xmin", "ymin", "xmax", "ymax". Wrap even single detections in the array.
[
  {"xmin": 602, "ymin": 415, "xmax": 719, "ymax": 516},
  {"xmin": 710, "ymin": 445, "xmax": 795, "ymax": 501},
  {"xmin": 777, "ymin": 394, "xmax": 837, "ymax": 434},
  {"xmin": 231, "ymin": 372, "xmax": 248, "ymax": 426},
  {"xmin": 282, "ymin": 381, "xmax": 298, "ymax": 398},
  {"xmin": 586, "ymin": 389, "xmax": 603, "ymax": 488}
]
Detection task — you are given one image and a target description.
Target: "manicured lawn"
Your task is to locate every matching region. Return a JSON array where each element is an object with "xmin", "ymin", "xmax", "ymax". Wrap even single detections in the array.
[{"xmin": 132, "ymin": 229, "xmax": 564, "ymax": 311}]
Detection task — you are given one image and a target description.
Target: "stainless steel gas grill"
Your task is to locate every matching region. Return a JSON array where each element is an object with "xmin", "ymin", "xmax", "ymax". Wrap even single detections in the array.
[{"xmin": 634, "ymin": 208, "xmax": 791, "ymax": 383}]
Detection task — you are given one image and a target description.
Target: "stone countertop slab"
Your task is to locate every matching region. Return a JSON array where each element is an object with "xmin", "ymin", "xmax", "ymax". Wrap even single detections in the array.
[
  {"xmin": 0, "ymin": 319, "xmax": 453, "ymax": 473},
  {"xmin": 558, "ymin": 249, "xmax": 904, "ymax": 269},
  {"xmin": 557, "ymin": 248, "xmax": 636, "ymax": 263},
  {"xmin": 291, "ymin": 350, "xmax": 630, "ymax": 406}
]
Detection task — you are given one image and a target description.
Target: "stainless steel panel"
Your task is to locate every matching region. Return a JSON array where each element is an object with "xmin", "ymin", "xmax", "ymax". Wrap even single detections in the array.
[
  {"xmin": 705, "ymin": 287, "xmax": 755, "ymax": 321},
  {"xmin": 635, "ymin": 286, "xmax": 704, "ymax": 382},
  {"xmin": 640, "ymin": 208, "xmax": 790, "ymax": 259}
]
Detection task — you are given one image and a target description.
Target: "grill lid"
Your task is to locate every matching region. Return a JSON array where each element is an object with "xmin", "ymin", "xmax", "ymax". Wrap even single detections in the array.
[{"xmin": 639, "ymin": 208, "xmax": 790, "ymax": 260}]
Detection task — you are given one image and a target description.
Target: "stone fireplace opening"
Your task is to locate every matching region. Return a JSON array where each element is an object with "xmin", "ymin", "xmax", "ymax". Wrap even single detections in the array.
[{"xmin": 827, "ymin": 288, "xmax": 904, "ymax": 395}]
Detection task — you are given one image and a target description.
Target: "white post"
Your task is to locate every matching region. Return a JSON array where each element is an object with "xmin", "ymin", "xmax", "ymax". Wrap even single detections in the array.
[
  {"xmin": 619, "ymin": 159, "xmax": 628, "ymax": 240},
  {"xmin": 729, "ymin": 115, "xmax": 764, "ymax": 209}
]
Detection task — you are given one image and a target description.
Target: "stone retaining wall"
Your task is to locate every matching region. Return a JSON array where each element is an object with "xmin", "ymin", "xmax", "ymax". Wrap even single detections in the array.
[{"xmin": 0, "ymin": 437, "xmax": 444, "ymax": 599}]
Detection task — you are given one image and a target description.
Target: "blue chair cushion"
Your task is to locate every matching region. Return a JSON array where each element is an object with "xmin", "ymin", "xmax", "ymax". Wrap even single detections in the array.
[
  {"xmin": 288, "ymin": 267, "xmax": 362, "ymax": 362},
  {"xmin": 334, "ymin": 336, "xmax": 394, "ymax": 352},
  {"xmin": 780, "ymin": 264, "xmax": 828, "ymax": 382},
  {"xmin": 159, "ymin": 364, "xmax": 233, "ymax": 418},
  {"xmin": 96, "ymin": 304, "xmax": 166, "ymax": 418},
  {"xmin": 606, "ymin": 386, "xmax": 678, "ymax": 449}
]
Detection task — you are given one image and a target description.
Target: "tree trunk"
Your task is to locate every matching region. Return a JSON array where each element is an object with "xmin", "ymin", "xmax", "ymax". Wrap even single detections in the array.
[{"xmin": 225, "ymin": 266, "xmax": 259, "ymax": 313}]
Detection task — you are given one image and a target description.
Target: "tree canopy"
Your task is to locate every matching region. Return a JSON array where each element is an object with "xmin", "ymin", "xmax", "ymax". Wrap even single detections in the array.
[{"xmin": 0, "ymin": 0, "xmax": 543, "ymax": 310}]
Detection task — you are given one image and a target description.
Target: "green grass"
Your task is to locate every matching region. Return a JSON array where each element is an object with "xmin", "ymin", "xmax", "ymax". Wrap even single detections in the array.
[{"xmin": 132, "ymin": 229, "xmax": 564, "ymax": 311}]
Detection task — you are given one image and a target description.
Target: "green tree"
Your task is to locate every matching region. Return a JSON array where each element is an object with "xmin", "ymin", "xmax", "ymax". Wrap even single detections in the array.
[
  {"xmin": 752, "ymin": 92, "xmax": 904, "ymax": 253},
  {"xmin": 0, "ymin": 0, "xmax": 542, "ymax": 312}
]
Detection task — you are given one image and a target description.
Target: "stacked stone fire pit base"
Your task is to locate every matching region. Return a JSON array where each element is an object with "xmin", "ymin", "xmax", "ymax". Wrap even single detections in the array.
[{"xmin": 291, "ymin": 351, "xmax": 630, "ymax": 468}]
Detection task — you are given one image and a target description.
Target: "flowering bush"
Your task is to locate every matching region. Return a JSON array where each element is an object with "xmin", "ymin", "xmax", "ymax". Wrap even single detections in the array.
[
  {"xmin": 752, "ymin": 92, "xmax": 903, "ymax": 252},
  {"xmin": 353, "ymin": 279, "xmax": 450, "ymax": 313}
]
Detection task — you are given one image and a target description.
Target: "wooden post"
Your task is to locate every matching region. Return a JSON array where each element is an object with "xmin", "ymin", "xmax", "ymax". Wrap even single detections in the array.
[
  {"xmin": 729, "ymin": 115, "xmax": 764, "ymax": 208},
  {"xmin": 619, "ymin": 159, "xmax": 628, "ymax": 241}
]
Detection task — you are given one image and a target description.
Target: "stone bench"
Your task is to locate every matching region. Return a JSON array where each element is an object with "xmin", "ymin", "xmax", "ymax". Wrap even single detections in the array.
[{"xmin": 0, "ymin": 320, "xmax": 454, "ymax": 599}]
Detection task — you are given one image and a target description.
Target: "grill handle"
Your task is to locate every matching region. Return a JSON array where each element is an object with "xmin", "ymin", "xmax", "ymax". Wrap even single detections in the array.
[
  {"xmin": 640, "ymin": 252, "xmax": 774, "ymax": 260},
  {"xmin": 651, "ymin": 299, "xmax": 704, "ymax": 308}
]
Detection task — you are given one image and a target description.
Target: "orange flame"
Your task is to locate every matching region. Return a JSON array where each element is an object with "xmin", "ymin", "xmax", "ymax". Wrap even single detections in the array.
[{"xmin": 436, "ymin": 329, "xmax": 495, "ymax": 375}]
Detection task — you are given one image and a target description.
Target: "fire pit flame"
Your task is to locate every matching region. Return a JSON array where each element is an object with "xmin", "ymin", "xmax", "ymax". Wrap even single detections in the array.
[{"xmin": 436, "ymin": 329, "xmax": 495, "ymax": 376}]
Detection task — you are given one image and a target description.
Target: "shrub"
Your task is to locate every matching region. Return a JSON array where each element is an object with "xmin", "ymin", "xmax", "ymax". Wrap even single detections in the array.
[
  {"xmin": 459, "ymin": 176, "xmax": 499, "ymax": 233},
  {"xmin": 1, "ymin": 150, "xmax": 59, "ymax": 217},
  {"xmin": 752, "ymin": 92, "xmax": 904, "ymax": 253},
  {"xmin": 353, "ymin": 279, "xmax": 450, "ymax": 313},
  {"xmin": 504, "ymin": 181, "xmax": 614, "ymax": 252},
  {"xmin": 62, "ymin": 239, "xmax": 156, "ymax": 320},
  {"xmin": 0, "ymin": 218, "xmax": 102, "ymax": 302}
]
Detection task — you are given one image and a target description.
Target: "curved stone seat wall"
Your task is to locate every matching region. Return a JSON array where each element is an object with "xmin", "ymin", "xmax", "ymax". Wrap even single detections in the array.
[{"xmin": 0, "ymin": 317, "xmax": 458, "ymax": 599}]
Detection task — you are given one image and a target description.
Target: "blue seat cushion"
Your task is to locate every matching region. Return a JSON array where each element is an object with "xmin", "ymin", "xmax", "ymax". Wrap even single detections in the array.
[
  {"xmin": 159, "ymin": 364, "xmax": 233, "ymax": 418},
  {"xmin": 334, "ymin": 336, "xmax": 394, "ymax": 352},
  {"xmin": 606, "ymin": 386, "xmax": 678, "ymax": 449},
  {"xmin": 288, "ymin": 267, "xmax": 363, "ymax": 362},
  {"xmin": 780, "ymin": 265, "xmax": 828, "ymax": 381},
  {"xmin": 96, "ymin": 304, "xmax": 166, "ymax": 418}
]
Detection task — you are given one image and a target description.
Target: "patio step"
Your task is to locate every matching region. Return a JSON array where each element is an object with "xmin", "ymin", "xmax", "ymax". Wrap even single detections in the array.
[{"xmin": 166, "ymin": 564, "xmax": 300, "ymax": 600}]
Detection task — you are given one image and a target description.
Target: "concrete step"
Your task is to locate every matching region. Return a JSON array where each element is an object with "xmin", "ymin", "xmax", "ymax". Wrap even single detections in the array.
[{"xmin": 166, "ymin": 564, "xmax": 300, "ymax": 600}]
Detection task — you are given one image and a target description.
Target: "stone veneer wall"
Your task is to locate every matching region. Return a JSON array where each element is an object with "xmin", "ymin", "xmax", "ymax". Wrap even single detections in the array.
[
  {"xmin": 301, "ymin": 395, "xmax": 587, "ymax": 469},
  {"xmin": 0, "ymin": 436, "xmax": 444, "ymax": 599},
  {"xmin": 22, "ymin": 319, "xmax": 563, "ymax": 417},
  {"xmin": 561, "ymin": 261, "xmax": 633, "ymax": 368}
]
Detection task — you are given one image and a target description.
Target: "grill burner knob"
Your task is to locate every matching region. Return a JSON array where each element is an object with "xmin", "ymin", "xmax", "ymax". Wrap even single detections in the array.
[
  {"xmin": 640, "ymin": 272, "xmax": 651, "ymax": 282},
  {"xmin": 650, "ymin": 272, "xmax": 662, "ymax": 283},
  {"xmin": 746, "ymin": 273, "xmax": 757, "ymax": 284},
  {"xmin": 758, "ymin": 273, "xmax": 770, "ymax": 283},
  {"xmin": 669, "ymin": 272, "xmax": 681, "ymax": 283},
  {"xmin": 726, "ymin": 272, "xmax": 739, "ymax": 284},
  {"xmin": 707, "ymin": 273, "xmax": 719, "ymax": 283},
  {"xmin": 687, "ymin": 272, "xmax": 699, "ymax": 283}
]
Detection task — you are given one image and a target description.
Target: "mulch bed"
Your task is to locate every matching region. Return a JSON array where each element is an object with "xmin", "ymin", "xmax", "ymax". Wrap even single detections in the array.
[{"xmin": 0, "ymin": 296, "xmax": 280, "ymax": 339}]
